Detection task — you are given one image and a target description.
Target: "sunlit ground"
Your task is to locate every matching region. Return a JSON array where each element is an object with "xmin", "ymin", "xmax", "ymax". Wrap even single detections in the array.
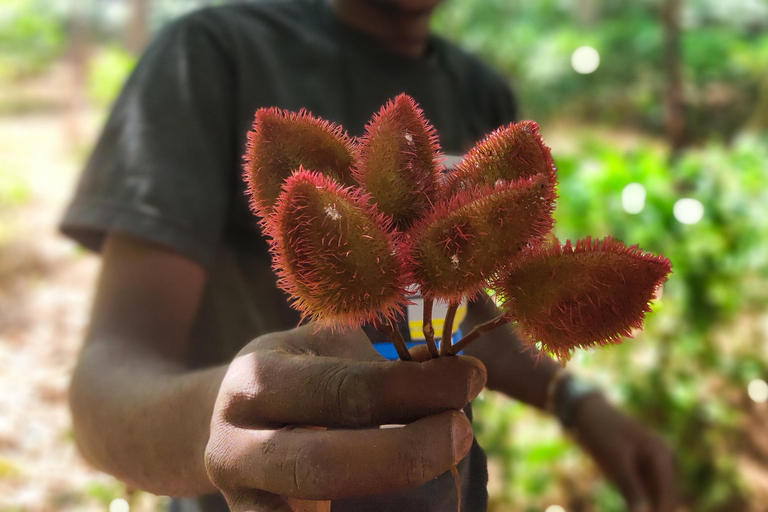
[{"xmin": 0, "ymin": 66, "xmax": 166, "ymax": 512}]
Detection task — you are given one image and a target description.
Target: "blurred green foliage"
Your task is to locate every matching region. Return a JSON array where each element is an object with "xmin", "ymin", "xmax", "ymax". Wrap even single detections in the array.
[
  {"xmin": 0, "ymin": 0, "xmax": 66, "ymax": 81},
  {"xmin": 84, "ymin": 480, "xmax": 127, "ymax": 506},
  {"xmin": 433, "ymin": 0, "xmax": 768, "ymax": 139},
  {"xmin": 1, "ymin": 0, "xmax": 766, "ymax": 510},
  {"xmin": 431, "ymin": 1, "xmax": 768, "ymax": 509},
  {"xmin": 87, "ymin": 45, "xmax": 137, "ymax": 107},
  {"xmin": 475, "ymin": 135, "xmax": 768, "ymax": 511},
  {"xmin": 0, "ymin": 169, "xmax": 31, "ymax": 210}
]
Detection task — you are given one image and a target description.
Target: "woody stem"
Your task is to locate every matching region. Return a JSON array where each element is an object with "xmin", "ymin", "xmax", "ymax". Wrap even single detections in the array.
[
  {"xmin": 374, "ymin": 318, "xmax": 411, "ymax": 361},
  {"xmin": 449, "ymin": 314, "xmax": 511, "ymax": 356},
  {"xmin": 440, "ymin": 302, "xmax": 459, "ymax": 356},
  {"xmin": 422, "ymin": 298, "xmax": 439, "ymax": 358}
]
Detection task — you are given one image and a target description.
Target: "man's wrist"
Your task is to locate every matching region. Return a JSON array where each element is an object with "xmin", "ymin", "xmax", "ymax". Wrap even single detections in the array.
[{"xmin": 545, "ymin": 370, "xmax": 602, "ymax": 428}]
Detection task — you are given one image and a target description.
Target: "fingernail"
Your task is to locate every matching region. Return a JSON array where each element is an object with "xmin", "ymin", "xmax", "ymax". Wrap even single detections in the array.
[
  {"xmin": 467, "ymin": 366, "xmax": 486, "ymax": 400},
  {"xmin": 451, "ymin": 414, "xmax": 474, "ymax": 465}
]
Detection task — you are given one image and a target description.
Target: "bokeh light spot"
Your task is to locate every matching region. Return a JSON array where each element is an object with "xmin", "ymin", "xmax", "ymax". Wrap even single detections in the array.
[
  {"xmin": 109, "ymin": 498, "xmax": 130, "ymax": 512},
  {"xmin": 748, "ymin": 379, "xmax": 768, "ymax": 403},
  {"xmin": 571, "ymin": 46, "xmax": 600, "ymax": 74},
  {"xmin": 545, "ymin": 506, "xmax": 566, "ymax": 512},
  {"xmin": 622, "ymin": 182, "xmax": 646, "ymax": 214},
  {"xmin": 673, "ymin": 198, "xmax": 704, "ymax": 224}
]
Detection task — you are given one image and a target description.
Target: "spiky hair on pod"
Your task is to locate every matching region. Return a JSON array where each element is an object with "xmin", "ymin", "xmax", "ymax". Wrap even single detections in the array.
[
  {"xmin": 244, "ymin": 107, "xmax": 356, "ymax": 221},
  {"xmin": 353, "ymin": 94, "xmax": 442, "ymax": 231},
  {"xmin": 494, "ymin": 237, "xmax": 672, "ymax": 364},
  {"xmin": 445, "ymin": 121, "xmax": 558, "ymax": 200},
  {"xmin": 266, "ymin": 168, "xmax": 410, "ymax": 329},
  {"xmin": 406, "ymin": 174, "xmax": 556, "ymax": 303}
]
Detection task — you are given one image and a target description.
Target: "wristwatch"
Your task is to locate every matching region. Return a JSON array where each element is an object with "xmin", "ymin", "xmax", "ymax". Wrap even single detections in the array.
[{"xmin": 546, "ymin": 370, "xmax": 602, "ymax": 429}]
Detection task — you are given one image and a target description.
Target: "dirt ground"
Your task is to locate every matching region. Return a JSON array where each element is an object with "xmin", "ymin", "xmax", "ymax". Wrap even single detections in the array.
[{"xmin": 0, "ymin": 98, "xmax": 166, "ymax": 511}]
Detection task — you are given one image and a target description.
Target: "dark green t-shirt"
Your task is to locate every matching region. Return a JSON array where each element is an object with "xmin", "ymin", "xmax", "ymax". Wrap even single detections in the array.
[{"xmin": 61, "ymin": 0, "xmax": 517, "ymax": 510}]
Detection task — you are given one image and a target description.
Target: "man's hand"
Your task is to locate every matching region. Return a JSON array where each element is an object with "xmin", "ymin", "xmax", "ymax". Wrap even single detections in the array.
[
  {"xmin": 572, "ymin": 395, "xmax": 677, "ymax": 512},
  {"xmin": 204, "ymin": 325, "xmax": 487, "ymax": 512}
]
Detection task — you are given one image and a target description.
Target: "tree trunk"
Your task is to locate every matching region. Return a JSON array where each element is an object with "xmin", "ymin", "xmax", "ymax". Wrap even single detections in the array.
[
  {"xmin": 661, "ymin": 0, "xmax": 687, "ymax": 156},
  {"xmin": 65, "ymin": 0, "xmax": 89, "ymax": 149},
  {"xmin": 749, "ymin": 74, "xmax": 768, "ymax": 132},
  {"xmin": 577, "ymin": 0, "xmax": 598, "ymax": 26},
  {"xmin": 127, "ymin": 0, "xmax": 150, "ymax": 55}
]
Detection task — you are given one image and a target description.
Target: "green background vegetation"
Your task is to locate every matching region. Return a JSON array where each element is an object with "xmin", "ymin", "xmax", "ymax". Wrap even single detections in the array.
[
  {"xmin": 432, "ymin": 1, "xmax": 768, "ymax": 510},
  {"xmin": 1, "ymin": 0, "xmax": 767, "ymax": 510}
]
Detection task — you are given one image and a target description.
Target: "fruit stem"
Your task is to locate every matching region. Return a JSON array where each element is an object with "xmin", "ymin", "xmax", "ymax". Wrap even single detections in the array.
[
  {"xmin": 374, "ymin": 318, "xmax": 412, "ymax": 361},
  {"xmin": 449, "ymin": 314, "xmax": 511, "ymax": 355},
  {"xmin": 422, "ymin": 298, "xmax": 439, "ymax": 358},
  {"xmin": 440, "ymin": 302, "xmax": 459, "ymax": 356}
]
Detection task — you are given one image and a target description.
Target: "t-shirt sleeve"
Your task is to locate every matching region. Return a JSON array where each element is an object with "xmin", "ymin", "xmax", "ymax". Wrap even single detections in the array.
[
  {"xmin": 60, "ymin": 12, "xmax": 236, "ymax": 267},
  {"xmin": 478, "ymin": 66, "xmax": 518, "ymax": 127},
  {"xmin": 492, "ymin": 78, "xmax": 518, "ymax": 125}
]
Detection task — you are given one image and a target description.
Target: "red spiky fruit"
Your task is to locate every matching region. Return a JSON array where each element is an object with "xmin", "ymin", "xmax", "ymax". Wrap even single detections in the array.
[
  {"xmin": 244, "ymin": 108, "xmax": 356, "ymax": 219},
  {"xmin": 354, "ymin": 94, "xmax": 441, "ymax": 231},
  {"xmin": 266, "ymin": 168, "xmax": 409, "ymax": 328},
  {"xmin": 446, "ymin": 121, "xmax": 558, "ymax": 199},
  {"xmin": 407, "ymin": 174, "xmax": 556, "ymax": 303},
  {"xmin": 494, "ymin": 237, "xmax": 672, "ymax": 363}
]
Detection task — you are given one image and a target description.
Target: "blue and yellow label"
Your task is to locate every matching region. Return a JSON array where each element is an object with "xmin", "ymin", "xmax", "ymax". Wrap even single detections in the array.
[
  {"xmin": 371, "ymin": 287, "xmax": 468, "ymax": 360},
  {"xmin": 406, "ymin": 291, "xmax": 467, "ymax": 341}
]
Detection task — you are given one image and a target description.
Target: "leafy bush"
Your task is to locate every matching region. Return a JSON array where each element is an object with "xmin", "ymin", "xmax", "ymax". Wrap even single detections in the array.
[
  {"xmin": 432, "ymin": 0, "xmax": 768, "ymax": 140},
  {"xmin": 87, "ymin": 45, "xmax": 137, "ymax": 107},
  {"xmin": 0, "ymin": 0, "xmax": 66, "ymax": 81},
  {"xmin": 475, "ymin": 134, "xmax": 768, "ymax": 511}
]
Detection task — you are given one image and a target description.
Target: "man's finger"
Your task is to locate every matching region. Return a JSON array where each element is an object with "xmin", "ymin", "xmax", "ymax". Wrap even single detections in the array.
[
  {"xmin": 613, "ymin": 455, "xmax": 651, "ymax": 512},
  {"xmin": 215, "ymin": 410, "xmax": 473, "ymax": 500},
  {"xmin": 224, "ymin": 351, "xmax": 486, "ymax": 428},
  {"xmin": 285, "ymin": 499, "xmax": 331, "ymax": 512},
  {"xmin": 226, "ymin": 490, "xmax": 293, "ymax": 512},
  {"xmin": 409, "ymin": 343, "xmax": 435, "ymax": 362},
  {"xmin": 642, "ymin": 447, "xmax": 677, "ymax": 512},
  {"xmin": 278, "ymin": 325, "xmax": 386, "ymax": 362}
]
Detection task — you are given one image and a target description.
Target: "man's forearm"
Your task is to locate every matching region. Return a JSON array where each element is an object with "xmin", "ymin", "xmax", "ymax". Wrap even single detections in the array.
[
  {"xmin": 461, "ymin": 297, "xmax": 560, "ymax": 410},
  {"xmin": 69, "ymin": 338, "xmax": 227, "ymax": 497}
]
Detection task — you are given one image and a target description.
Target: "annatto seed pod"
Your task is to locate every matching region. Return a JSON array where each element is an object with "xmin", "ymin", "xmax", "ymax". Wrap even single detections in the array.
[
  {"xmin": 446, "ymin": 121, "xmax": 558, "ymax": 200},
  {"xmin": 353, "ymin": 94, "xmax": 441, "ymax": 231},
  {"xmin": 494, "ymin": 237, "xmax": 672, "ymax": 363},
  {"xmin": 407, "ymin": 174, "xmax": 555, "ymax": 303},
  {"xmin": 244, "ymin": 108, "xmax": 356, "ymax": 220},
  {"xmin": 266, "ymin": 168, "xmax": 409, "ymax": 328}
]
